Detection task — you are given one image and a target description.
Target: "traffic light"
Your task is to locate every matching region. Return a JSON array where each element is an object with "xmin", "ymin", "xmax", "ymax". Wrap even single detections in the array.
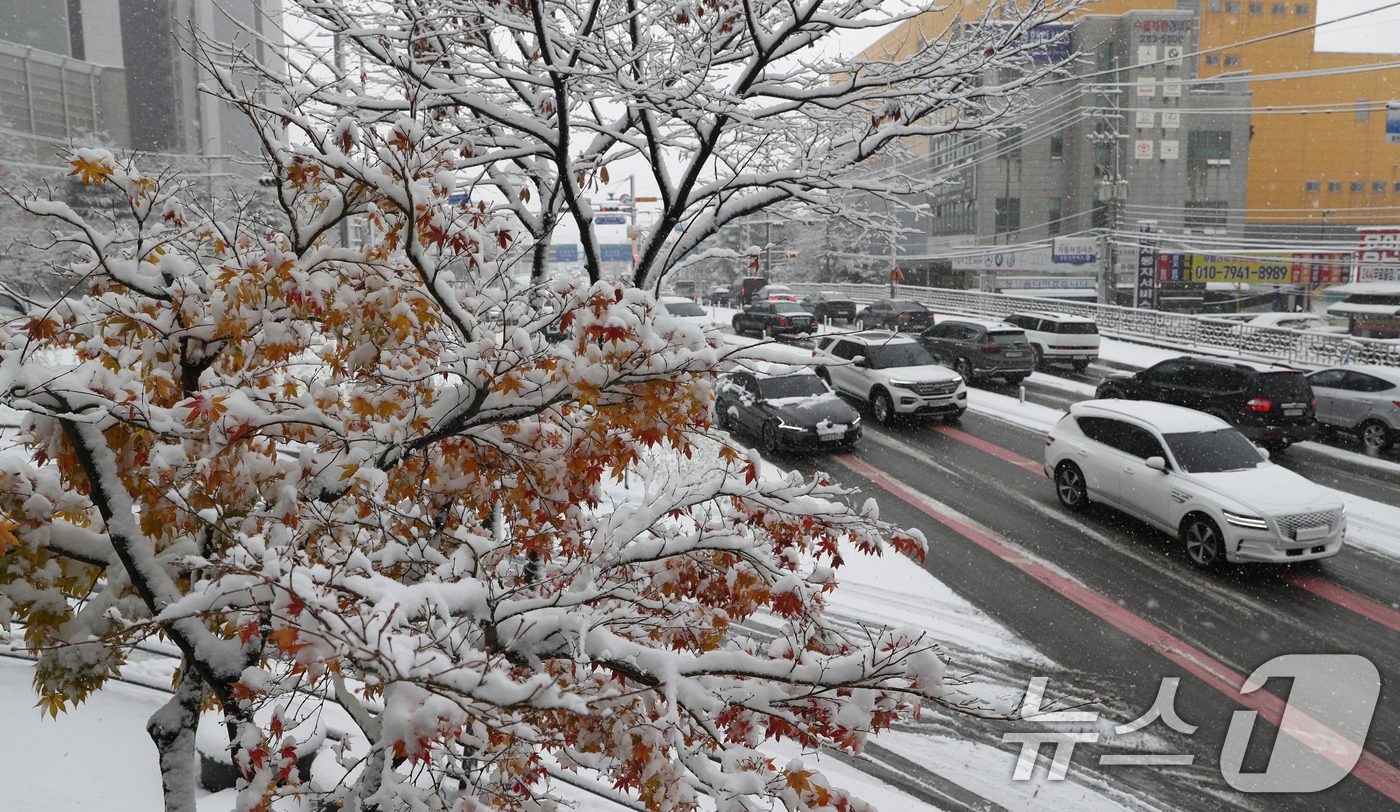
[{"xmin": 785, "ymin": 251, "xmax": 799, "ymax": 259}]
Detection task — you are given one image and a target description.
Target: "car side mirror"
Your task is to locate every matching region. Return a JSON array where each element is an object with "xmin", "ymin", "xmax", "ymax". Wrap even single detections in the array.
[
  {"xmin": 1256, "ymin": 446, "xmax": 1270, "ymax": 461},
  {"xmin": 1145, "ymin": 455, "xmax": 1168, "ymax": 472},
  {"xmin": 853, "ymin": 357, "xmax": 869, "ymax": 368}
]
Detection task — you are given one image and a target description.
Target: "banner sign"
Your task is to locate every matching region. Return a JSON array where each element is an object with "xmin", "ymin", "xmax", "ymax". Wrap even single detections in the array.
[
  {"xmin": 1154, "ymin": 253, "xmax": 1354, "ymax": 284},
  {"xmin": 1358, "ymin": 228, "xmax": 1400, "ymax": 282},
  {"xmin": 1052, "ymin": 237, "xmax": 1098, "ymax": 264},
  {"xmin": 1136, "ymin": 221, "xmax": 1159, "ymax": 309}
]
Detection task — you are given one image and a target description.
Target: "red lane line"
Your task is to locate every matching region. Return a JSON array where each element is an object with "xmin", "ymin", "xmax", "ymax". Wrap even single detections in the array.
[
  {"xmin": 930, "ymin": 424, "xmax": 1047, "ymax": 477},
  {"xmin": 835, "ymin": 453, "xmax": 1400, "ymax": 803},
  {"xmin": 1276, "ymin": 570, "xmax": 1400, "ymax": 635},
  {"xmin": 934, "ymin": 422, "xmax": 1400, "ymax": 638}
]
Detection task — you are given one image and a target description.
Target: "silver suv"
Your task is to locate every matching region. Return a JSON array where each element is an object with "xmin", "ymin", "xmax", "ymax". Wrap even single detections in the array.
[{"xmin": 812, "ymin": 331, "xmax": 967, "ymax": 425}]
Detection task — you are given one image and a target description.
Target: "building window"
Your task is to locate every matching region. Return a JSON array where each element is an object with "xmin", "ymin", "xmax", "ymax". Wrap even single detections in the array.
[
  {"xmin": 1271, "ymin": 3, "xmax": 1287, "ymax": 13},
  {"xmin": 1357, "ymin": 100, "xmax": 1371, "ymax": 121},
  {"xmin": 1049, "ymin": 198, "xmax": 1063, "ymax": 236},
  {"xmin": 1208, "ymin": 0, "xmax": 1222, "ymax": 9},
  {"xmin": 995, "ymin": 198, "xmax": 1021, "ymax": 235},
  {"xmin": 1305, "ymin": 180, "xmax": 1321, "ymax": 193},
  {"xmin": 1205, "ymin": 54, "xmax": 1221, "ymax": 66},
  {"xmin": 1097, "ymin": 42, "xmax": 1114, "ymax": 73},
  {"xmin": 1050, "ymin": 126, "xmax": 1064, "ymax": 158},
  {"xmin": 1248, "ymin": 2, "xmax": 1263, "ymax": 12},
  {"xmin": 1295, "ymin": 3, "xmax": 1310, "ymax": 14},
  {"xmin": 998, "ymin": 128, "xmax": 1022, "ymax": 159},
  {"xmin": 1225, "ymin": 1, "xmax": 1240, "ymax": 11},
  {"xmin": 1092, "ymin": 200, "xmax": 1109, "ymax": 229},
  {"xmin": 1351, "ymin": 181, "xmax": 1365, "ymax": 193},
  {"xmin": 1394, "ymin": 181, "xmax": 1400, "ymax": 193},
  {"xmin": 1185, "ymin": 202, "xmax": 1228, "ymax": 230},
  {"xmin": 1329, "ymin": 180, "xmax": 1343, "ymax": 193},
  {"xmin": 1374, "ymin": 181, "xmax": 1387, "ymax": 193},
  {"xmin": 1224, "ymin": 54, "xmax": 1241, "ymax": 66},
  {"xmin": 1188, "ymin": 131, "xmax": 1231, "ymax": 162}
]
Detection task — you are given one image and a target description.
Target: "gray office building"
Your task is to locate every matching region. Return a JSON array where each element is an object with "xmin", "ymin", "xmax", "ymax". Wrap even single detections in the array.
[{"xmin": 924, "ymin": 9, "xmax": 1252, "ymax": 301}]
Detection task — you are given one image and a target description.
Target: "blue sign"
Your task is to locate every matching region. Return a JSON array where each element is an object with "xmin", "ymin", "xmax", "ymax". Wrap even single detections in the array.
[
  {"xmin": 448, "ymin": 192, "xmax": 471, "ymax": 205},
  {"xmin": 1136, "ymin": 221, "xmax": 1159, "ymax": 310},
  {"xmin": 1387, "ymin": 106, "xmax": 1400, "ymax": 144},
  {"xmin": 554, "ymin": 244, "xmax": 578, "ymax": 263},
  {"xmin": 595, "ymin": 214, "xmax": 627, "ymax": 225},
  {"xmin": 600, "ymin": 244, "xmax": 632, "ymax": 263},
  {"xmin": 982, "ymin": 23, "xmax": 1071, "ymax": 63}
]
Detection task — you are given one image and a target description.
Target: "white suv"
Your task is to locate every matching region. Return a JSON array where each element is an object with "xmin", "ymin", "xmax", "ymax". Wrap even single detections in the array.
[
  {"xmin": 812, "ymin": 331, "xmax": 967, "ymax": 425},
  {"xmin": 1002, "ymin": 311, "xmax": 1100, "ymax": 371},
  {"xmin": 1045, "ymin": 400, "xmax": 1345, "ymax": 568}
]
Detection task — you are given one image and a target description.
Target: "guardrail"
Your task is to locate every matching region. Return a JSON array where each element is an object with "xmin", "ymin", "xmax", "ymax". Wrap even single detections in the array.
[{"xmin": 779, "ymin": 282, "xmax": 1400, "ymax": 369}]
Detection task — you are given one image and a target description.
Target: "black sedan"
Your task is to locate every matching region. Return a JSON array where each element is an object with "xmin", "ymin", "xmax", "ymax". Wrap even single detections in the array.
[
  {"xmin": 732, "ymin": 301, "xmax": 816, "ymax": 338},
  {"xmin": 715, "ymin": 370, "xmax": 861, "ymax": 453},
  {"xmin": 800, "ymin": 291, "xmax": 858, "ymax": 324},
  {"xmin": 856, "ymin": 299, "xmax": 934, "ymax": 331}
]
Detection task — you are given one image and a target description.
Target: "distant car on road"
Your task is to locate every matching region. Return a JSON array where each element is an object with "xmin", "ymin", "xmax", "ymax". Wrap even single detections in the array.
[
  {"xmin": 1001, "ymin": 311, "xmax": 1100, "ymax": 371},
  {"xmin": 812, "ymin": 331, "xmax": 966, "ymax": 425},
  {"xmin": 1306, "ymin": 365, "xmax": 1400, "ymax": 453},
  {"xmin": 731, "ymin": 300, "xmax": 816, "ymax": 339},
  {"xmin": 708, "ymin": 286, "xmax": 730, "ymax": 306},
  {"xmin": 729, "ymin": 276, "xmax": 770, "ymax": 307},
  {"xmin": 715, "ymin": 369, "xmax": 861, "ymax": 453},
  {"xmin": 855, "ymin": 299, "xmax": 934, "ymax": 332},
  {"xmin": 918, "ymin": 318, "xmax": 1034, "ymax": 384},
  {"xmin": 755, "ymin": 284, "xmax": 797, "ymax": 302},
  {"xmin": 799, "ymin": 291, "xmax": 857, "ymax": 324},
  {"xmin": 660, "ymin": 295, "xmax": 710, "ymax": 322},
  {"xmin": 1046, "ymin": 400, "xmax": 1345, "ymax": 569},
  {"xmin": 1095, "ymin": 356, "xmax": 1316, "ymax": 452}
]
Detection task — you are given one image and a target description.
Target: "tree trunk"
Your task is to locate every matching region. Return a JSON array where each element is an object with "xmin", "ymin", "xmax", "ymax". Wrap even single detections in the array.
[{"xmin": 146, "ymin": 658, "xmax": 203, "ymax": 812}]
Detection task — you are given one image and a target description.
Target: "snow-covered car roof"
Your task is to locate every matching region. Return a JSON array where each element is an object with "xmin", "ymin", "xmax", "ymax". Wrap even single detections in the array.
[
  {"xmin": 1312, "ymin": 364, "xmax": 1400, "ymax": 385},
  {"xmin": 1071, "ymin": 399, "xmax": 1232, "ymax": 433},
  {"xmin": 661, "ymin": 295, "xmax": 698, "ymax": 304},
  {"xmin": 935, "ymin": 316, "xmax": 1024, "ymax": 332},
  {"xmin": 845, "ymin": 329, "xmax": 918, "ymax": 344},
  {"xmin": 1006, "ymin": 310, "xmax": 1096, "ymax": 323}
]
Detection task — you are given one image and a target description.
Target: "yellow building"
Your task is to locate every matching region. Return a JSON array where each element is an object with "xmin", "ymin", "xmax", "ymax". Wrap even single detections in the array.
[{"xmin": 868, "ymin": 0, "xmax": 1400, "ymax": 230}]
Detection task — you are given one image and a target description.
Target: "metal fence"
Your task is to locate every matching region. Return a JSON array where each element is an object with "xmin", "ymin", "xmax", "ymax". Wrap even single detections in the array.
[{"xmin": 781, "ymin": 282, "xmax": 1400, "ymax": 369}]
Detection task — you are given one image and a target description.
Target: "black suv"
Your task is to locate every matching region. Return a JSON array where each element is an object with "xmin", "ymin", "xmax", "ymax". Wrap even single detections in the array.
[
  {"xmin": 1095, "ymin": 356, "xmax": 1317, "ymax": 451},
  {"xmin": 728, "ymin": 276, "xmax": 770, "ymax": 307}
]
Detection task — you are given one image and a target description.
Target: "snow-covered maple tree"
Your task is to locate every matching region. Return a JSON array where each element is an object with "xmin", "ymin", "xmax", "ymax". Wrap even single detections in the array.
[{"xmin": 0, "ymin": 1, "xmax": 1076, "ymax": 810}]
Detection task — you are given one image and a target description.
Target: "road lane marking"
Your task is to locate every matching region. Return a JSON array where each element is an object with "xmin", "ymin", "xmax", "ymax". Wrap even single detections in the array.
[
  {"xmin": 930, "ymin": 424, "xmax": 1047, "ymax": 477},
  {"xmin": 835, "ymin": 453, "xmax": 1400, "ymax": 804},
  {"xmin": 1275, "ymin": 570, "xmax": 1400, "ymax": 635}
]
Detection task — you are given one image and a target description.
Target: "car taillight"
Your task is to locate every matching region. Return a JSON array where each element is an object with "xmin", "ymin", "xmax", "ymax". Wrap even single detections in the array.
[
  {"xmin": 980, "ymin": 346, "xmax": 1001, "ymax": 353},
  {"xmin": 1046, "ymin": 436, "xmax": 1054, "ymax": 446},
  {"xmin": 779, "ymin": 317, "xmax": 788, "ymax": 325},
  {"xmin": 1312, "ymin": 397, "xmax": 1317, "ymax": 410},
  {"xmin": 1246, "ymin": 398, "xmax": 1272, "ymax": 412}
]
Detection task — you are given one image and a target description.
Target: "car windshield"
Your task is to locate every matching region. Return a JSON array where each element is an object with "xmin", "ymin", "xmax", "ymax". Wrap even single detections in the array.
[
  {"xmin": 868, "ymin": 342, "xmax": 936, "ymax": 369},
  {"xmin": 664, "ymin": 301, "xmax": 705, "ymax": 317},
  {"xmin": 758, "ymin": 374, "xmax": 829, "ymax": 399},
  {"xmin": 1164, "ymin": 429, "xmax": 1265, "ymax": 473},
  {"xmin": 989, "ymin": 331, "xmax": 1027, "ymax": 345},
  {"xmin": 771, "ymin": 302, "xmax": 807, "ymax": 313}
]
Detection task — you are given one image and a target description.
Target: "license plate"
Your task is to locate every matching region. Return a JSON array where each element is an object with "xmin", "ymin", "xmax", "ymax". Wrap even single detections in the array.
[
  {"xmin": 820, "ymin": 433, "xmax": 843, "ymax": 442},
  {"xmin": 1295, "ymin": 525, "xmax": 1328, "ymax": 542},
  {"xmin": 1284, "ymin": 408, "xmax": 1303, "ymax": 417},
  {"xmin": 1005, "ymin": 352, "xmax": 1025, "ymax": 359},
  {"xmin": 1073, "ymin": 355, "xmax": 1089, "ymax": 361},
  {"xmin": 818, "ymin": 425, "xmax": 846, "ymax": 439}
]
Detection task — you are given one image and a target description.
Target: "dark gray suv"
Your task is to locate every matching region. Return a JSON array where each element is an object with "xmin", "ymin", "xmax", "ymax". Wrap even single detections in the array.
[{"xmin": 918, "ymin": 319, "xmax": 1034, "ymax": 384}]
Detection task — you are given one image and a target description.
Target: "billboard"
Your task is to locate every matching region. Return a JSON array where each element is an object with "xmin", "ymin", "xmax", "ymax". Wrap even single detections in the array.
[
  {"xmin": 1052, "ymin": 237, "xmax": 1098, "ymax": 264},
  {"xmin": 1154, "ymin": 253, "xmax": 1354, "ymax": 284},
  {"xmin": 1357, "ymin": 228, "xmax": 1400, "ymax": 282},
  {"xmin": 1136, "ymin": 222, "xmax": 1158, "ymax": 309}
]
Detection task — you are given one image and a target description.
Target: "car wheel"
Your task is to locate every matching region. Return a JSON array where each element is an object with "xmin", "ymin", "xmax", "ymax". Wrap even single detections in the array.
[
  {"xmin": 953, "ymin": 357, "xmax": 973, "ymax": 383},
  {"xmin": 1360, "ymin": 420, "xmax": 1394, "ymax": 453},
  {"xmin": 1181, "ymin": 513, "xmax": 1226, "ymax": 570},
  {"xmin": 872, "ymin": 390, "xmax": 896, "ymax": 427},
  {"xmin": 761, "ymin": 422, "xmax": 780, "ymax": 454},
  {"xmin": 1054, "ymin": 462, "xmax": 1088, "ymax": 511},
  {"xmin": 1031, "ymin": 344, "xmax": 1044, "ymax": 368},
  {"xmin": 715, "ymin": 400, "xmax": 732, "ymax": 431}
]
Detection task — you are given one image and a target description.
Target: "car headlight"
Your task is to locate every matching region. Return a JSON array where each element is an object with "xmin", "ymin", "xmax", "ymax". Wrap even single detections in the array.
[
  {"xmin": 851, "ymin": 415, "xmax": 861, "ymax": 426},
  {"xmin": 887, "ymin": 380, "xmax": 919, "ymax": 390},
  {"xmin": 1222, "ymin": 510, "xmax": 1269, "ymax": 530},
  {"xmin": 777, "ymin": 419, "xmax": 807, "ymax": 432}
]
